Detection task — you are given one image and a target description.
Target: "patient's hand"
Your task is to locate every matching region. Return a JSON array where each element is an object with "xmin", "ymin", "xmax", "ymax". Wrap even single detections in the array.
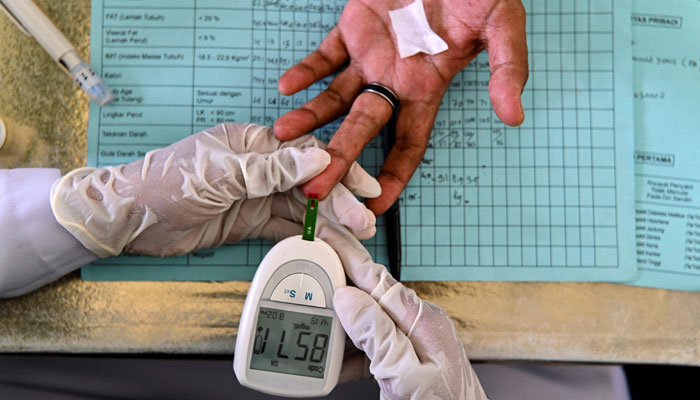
[{"xmin": 274, "ymin": 0, "xmax": 529, "ymax": 214}]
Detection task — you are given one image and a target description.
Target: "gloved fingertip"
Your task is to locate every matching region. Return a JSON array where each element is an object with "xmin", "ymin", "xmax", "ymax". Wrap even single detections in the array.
[
  {"xmin": 334, "ymin": 201, "xmax": 376, "ymax": 239},
  {"xmin": 300, "ymin": 147, "xmax": 332, "ymax": 169},
  {"xmin": 333, "ymin": 286, "xmax": 371, "ymax": 316},
  {"xmin": 356, "ymin": 207, "xmax": 377, "ymax": 238},
  {"xmin": 354, "ymin": 178, "xmax": 381, "ymax": 199},
  {"xmin": 276, "ymin": 147, "xmax": 330, "ymax": 185},
  {"xmin": 343, "ymin": 163, "xmax": 382, "ymax": 198},
  {"xmin": 353, "ymin": 226, "xmax": 376, "ymax": 241}
]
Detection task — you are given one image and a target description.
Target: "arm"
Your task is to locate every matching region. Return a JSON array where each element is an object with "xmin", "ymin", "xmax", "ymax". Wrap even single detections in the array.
[
  {"xmin": 0, "ymin": 169, "xmax": 97, "ymax": 298},
  {"xmin": 1, "ymin": 123, "xmax": 379, "ymax": 298}
]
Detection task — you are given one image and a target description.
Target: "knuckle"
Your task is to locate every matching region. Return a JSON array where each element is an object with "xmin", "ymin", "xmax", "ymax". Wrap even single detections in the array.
[
  {"xmin": 297, "ymin": 60, "xmax": 318, "ymax": 79},
  {"xmin": 324, "ymin": 86, "xmax": 348, "ymax": 107},
  {"xmin": 395, "ymin": 137, "xmax": 429, "ymax": 162},
  {"xmin": 344, "ymin": 109, "xmax": 383, "ymax": 133},
  {"xmin": 325, "ymin": 147, "xmax": 352, "ymax": 171},
  {"xmin": 315, "ymin": 49, "xmax": 336, "ymax": 70}
]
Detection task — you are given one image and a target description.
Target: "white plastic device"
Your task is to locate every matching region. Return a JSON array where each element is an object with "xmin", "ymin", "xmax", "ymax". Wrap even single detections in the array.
[{"xmin": 234, "ymin": 235, "xmax": 346, "ymax": 397}]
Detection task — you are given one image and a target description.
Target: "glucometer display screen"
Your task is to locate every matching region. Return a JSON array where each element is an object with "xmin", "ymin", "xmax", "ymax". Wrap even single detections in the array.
[{"xmin": 250, "ymin": 307, "xmax": 333, "ymax": 378}]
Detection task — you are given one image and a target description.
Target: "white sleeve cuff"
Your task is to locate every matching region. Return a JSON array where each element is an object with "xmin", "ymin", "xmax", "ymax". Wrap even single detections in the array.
[{"xmin": 0, "ymin": 169, "xmax": 98, "ymax": 298}]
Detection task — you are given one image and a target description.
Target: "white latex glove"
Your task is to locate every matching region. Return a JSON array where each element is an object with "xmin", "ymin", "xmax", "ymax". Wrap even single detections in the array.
[
  {"xmin": 266, "ymin": 200, "xmax": 488, "ymax": 399},
  {"xmin": 50, "ymin": 123, "xmax": 380, "ymax": 258}
]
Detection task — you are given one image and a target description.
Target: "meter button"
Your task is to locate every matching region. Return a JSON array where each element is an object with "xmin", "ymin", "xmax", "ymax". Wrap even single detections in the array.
[{"xmin": 270, "ymin": 273, "xmax": 326, "ymax": 308}]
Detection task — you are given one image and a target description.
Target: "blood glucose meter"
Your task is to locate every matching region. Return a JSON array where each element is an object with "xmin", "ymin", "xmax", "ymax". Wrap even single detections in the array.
[{"xmin": 234, "ymin": 199, "xmax": 346, "ymax": 397}]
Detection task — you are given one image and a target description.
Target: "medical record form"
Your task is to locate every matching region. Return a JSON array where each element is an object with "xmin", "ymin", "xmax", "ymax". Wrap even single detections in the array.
[
  {"xmin": 630, "ymin": 0, "xmax": 700, "ymax": 291},
  {"xmin": 84, "ymin": 0, "xmax": 637, "ymax": 283}
]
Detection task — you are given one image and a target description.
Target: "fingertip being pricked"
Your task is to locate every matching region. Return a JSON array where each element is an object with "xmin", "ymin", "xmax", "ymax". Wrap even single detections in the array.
[
  {"xmin": 301, "ymin": 178, "xmax": 333, "ymax": 201},
  {"xmin": 301, "ymin": 153, "xmax": 354, "ymax": 200}
]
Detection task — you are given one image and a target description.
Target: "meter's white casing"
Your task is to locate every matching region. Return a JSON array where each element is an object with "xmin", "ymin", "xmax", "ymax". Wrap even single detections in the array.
[{"xmin": 233, "ymin": 235, "xmax": 346, "ymax": 397}]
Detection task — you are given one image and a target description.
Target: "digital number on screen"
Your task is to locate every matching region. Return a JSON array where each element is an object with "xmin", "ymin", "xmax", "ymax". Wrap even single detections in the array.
[{"xmin": 250, "ymin": 307, "xmax": 333, "ymax": 378}]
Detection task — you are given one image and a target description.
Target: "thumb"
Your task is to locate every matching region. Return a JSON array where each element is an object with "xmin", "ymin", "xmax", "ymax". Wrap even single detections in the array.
[
  {"xmin": 334, "ymin": 287, "xmax": 435, "ymax": 397},
  {"xmin": 484, "ymin": 2, "xmax": 528, "ymax": 126},
  {"xmin": 240, "ymin": 147, "xmax": 331, "ymax": 198}
]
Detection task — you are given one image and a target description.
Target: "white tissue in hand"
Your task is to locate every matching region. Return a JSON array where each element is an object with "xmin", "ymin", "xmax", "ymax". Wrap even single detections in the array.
[{"xmin": 388, "ymin": 0, "xmax": 448, "ymax": 58}]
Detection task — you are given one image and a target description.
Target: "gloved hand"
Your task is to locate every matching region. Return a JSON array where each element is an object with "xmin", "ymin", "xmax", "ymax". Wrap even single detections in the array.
[
  {"xmin": 267, "ymin": 200, "xmax": 488, "ymax": 399},
  {"xmin": 330, "ymin": 228, "xmax": 487, "ymax": 399},
  {"xmin": 49, "ymin": 123, "xmax": 380, "ymax": 258}
]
